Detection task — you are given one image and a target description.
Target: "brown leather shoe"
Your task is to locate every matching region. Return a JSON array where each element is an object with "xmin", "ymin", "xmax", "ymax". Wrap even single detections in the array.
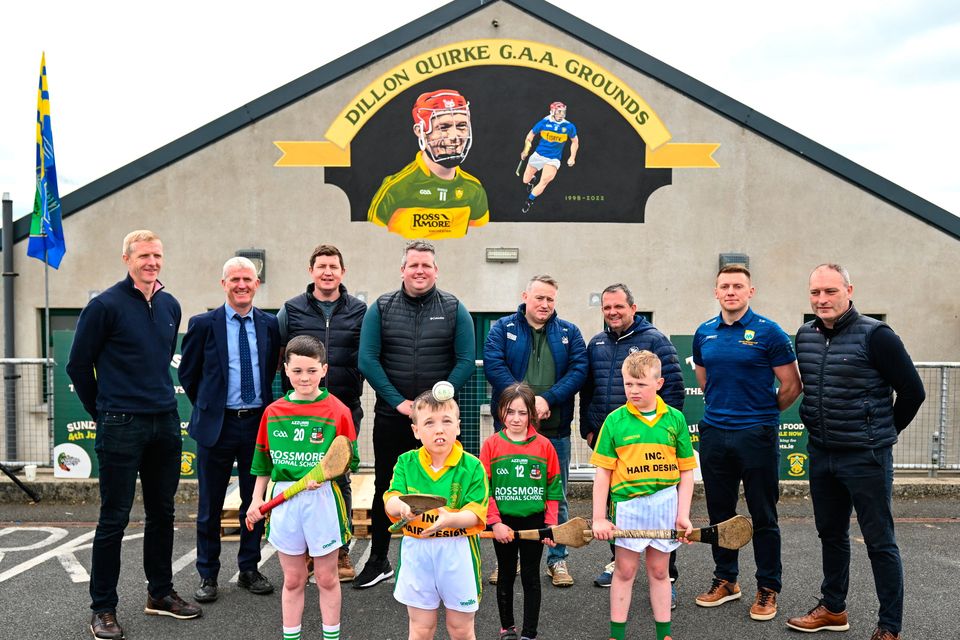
[
  {"xmin": 90, "ymin": 612, "xmax": 124, "ymax": 639},
  {"xmin": 338, "ymin": 547, "xmax": 356, "ymax": 582},
  {"xmin": 144, "ymin": 590, "xmax": 203, "ymax": 619},
  {"xmin": 749, "ymin": 587, "xmax": 778, "ymax": 620},
  {"xmin": 695, "ymin": 578, "xmax": 742, "ymax": 607},
  {"xmin": 870, "ymin": 628, "xmax": 901, "ymax": 640},
  {"xmin": 786, "ymin": 602, "xmax": 850, "ymax": 632}
]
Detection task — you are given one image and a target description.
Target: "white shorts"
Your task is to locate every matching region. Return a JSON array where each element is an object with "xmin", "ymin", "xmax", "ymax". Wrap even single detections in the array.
[
  {"xmin": 394, "ymin": 536, "xmax": 481, "ymax": 612},
  {"xmin": 266, "ymin": 480, "xmax": 349, "ymax": 557},
  {"xmin": 528, "ymin": 152, "xmax": 561, "ymax": 171},
  {"xmin": 612, "ymin": 487, "xmax": 681, "ymax": 554}
]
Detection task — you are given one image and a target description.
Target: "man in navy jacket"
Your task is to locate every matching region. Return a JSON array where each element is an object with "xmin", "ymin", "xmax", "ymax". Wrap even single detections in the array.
[
  {"xmin": 68, "ymin": 230, "xmax": 200, "ymax": 639},
  {"xmin": 179, "ymin": 257, "xmax": 281, "ymax": 604},
  {"xmin": 484, "ymin": 274, "xmax": 587, "ymax": 586}
]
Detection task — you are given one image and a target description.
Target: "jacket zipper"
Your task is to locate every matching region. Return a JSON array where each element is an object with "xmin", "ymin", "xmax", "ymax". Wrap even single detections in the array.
[{"xmin": 818, "ymin": 337, "xmax": 830, "ymax": 446}]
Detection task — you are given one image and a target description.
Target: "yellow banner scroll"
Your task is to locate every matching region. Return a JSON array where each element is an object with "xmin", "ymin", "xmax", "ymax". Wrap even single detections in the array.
[{"xmin": 275, "ymin": 39, "xmax": 719, "ymax": 169}]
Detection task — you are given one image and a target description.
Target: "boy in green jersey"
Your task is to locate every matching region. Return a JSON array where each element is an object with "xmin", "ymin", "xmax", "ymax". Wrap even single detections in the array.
[
  {"xmin": 591, "ymin": 351, "xmax": 697, "ymax": 640},
  {"xmin": 385, "ymin": 390, "xmax": 489, "ymax": 640}
]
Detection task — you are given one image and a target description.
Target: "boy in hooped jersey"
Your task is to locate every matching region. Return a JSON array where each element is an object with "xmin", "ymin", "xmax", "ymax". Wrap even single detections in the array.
[
  {"xmin": 247, "ymin": 336, "xmax": 359, "ymax": 640},
  {"xmin": 384, "ymin": 390, "xmax": 489, "ymax": 640},
  {"xmin": 591, "ymin": 351, "xmax": 696, "ymax": 640}
]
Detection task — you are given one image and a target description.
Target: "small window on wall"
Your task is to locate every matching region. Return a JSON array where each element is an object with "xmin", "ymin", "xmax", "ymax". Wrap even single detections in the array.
[
  {"xmin": 802, "ymin": 313, "xmax": 885, "ymax": 324},
  {"xmin": 38, "ymin": 309, "xmax": 82, "ymax": 357}
]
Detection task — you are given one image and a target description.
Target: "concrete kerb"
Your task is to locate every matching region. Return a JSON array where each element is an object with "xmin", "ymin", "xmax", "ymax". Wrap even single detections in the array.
[{"xmin": 3, "ymin": 471, "xmax": 960, "ymax": 504}]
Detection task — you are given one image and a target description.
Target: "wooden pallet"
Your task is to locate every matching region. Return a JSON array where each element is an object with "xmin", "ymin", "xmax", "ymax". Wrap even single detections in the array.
[{"xmin": 218, "ymin": 473, "xmax": 378, "ymax": 540}]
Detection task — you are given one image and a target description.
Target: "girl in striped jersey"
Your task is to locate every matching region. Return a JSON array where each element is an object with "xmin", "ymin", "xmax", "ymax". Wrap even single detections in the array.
[{"xmin": 480, "ymin": 383, "xmax": 564, "ymax": 640}]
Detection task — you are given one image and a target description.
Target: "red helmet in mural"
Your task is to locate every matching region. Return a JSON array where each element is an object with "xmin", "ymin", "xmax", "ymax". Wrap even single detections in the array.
[
  {"xmin": 549, "ymin": 101, "xmax": 567, "ymax": 121},
  {"xmin": 412, "ymin": 89, "xmax": 473, "ymax": 168}
]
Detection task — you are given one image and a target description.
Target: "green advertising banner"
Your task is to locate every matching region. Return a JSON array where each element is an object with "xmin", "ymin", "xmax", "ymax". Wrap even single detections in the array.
[
  {"xmin": 671, "ymin": 335, "xmax": 809, "ymax": 481},
  {"xmin": 52, "ymin": 330, "xmax": 199, "ymax": 479}
]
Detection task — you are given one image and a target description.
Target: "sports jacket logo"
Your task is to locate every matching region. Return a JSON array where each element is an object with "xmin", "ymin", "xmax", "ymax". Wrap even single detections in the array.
[{"xmin": 744, "ymin": 329, "xmax": 756, "ymax": 341}]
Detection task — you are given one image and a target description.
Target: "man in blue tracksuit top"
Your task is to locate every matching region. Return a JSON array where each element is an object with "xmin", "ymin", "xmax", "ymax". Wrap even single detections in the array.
[
  {"xmin": 579, "ymin": 282, "xmax": 685, "ymax": 594},
  {"xmin": 692, "ymin": 264, "xmax": 801, "ymax": 621},
  {"xmin": 67, "ymin": 230, "xmax": 201, "ymax": 640},
  {"xmin": 483, "ymin": 274, "xmax": 587, "ymax": 587}
]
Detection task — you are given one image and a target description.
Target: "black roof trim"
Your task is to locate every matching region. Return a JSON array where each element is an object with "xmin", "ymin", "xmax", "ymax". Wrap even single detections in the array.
[{"xmin": 7, "ymin": 0, "xmax": 957, "ymax": 244}]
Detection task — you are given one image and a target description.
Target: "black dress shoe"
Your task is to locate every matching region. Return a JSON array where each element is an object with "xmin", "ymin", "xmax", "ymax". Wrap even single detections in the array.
[
  {"xmin": 90, "ymin": 612, "xmax": 124, "ymax": 639},
  {"xmin": 237, "ymin": 569, "xmax": 274, "ymax": 595},
  {"xmin": 194, "ymin": 577, "xmax": 218, "ymax": 603}
]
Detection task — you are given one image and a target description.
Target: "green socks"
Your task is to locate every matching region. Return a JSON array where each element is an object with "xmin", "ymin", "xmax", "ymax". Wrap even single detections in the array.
[
  {"xmin": 282, "ymin": 625, "xmax": 301, "ymax": 640},
  {"xmin": 322, "ymin": 623, "xmax": 341, "ymax": 640},
  {"xmin": 610, "ymin": 620, "xmax": 627, "ymax": 640},
  {"xmin": 656, "ymin": 620, "xmax": 672, "ymax": 640}
]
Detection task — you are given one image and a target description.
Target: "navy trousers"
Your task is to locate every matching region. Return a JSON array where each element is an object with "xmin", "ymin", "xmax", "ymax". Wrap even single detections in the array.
[
  {"xmin": 699, "ymin": 421, "xmax": 782, "ymax": 592},
  {"xmin": 90, "ymin": 411, "xmax": 181, "ymax": 612},
  {"xmin": 808, "ymin": 442, "xmax": 903, "ymax": 635},
  {"xmin": 195, "ymin": 411, "xmax": 264, "ymax": 579}
]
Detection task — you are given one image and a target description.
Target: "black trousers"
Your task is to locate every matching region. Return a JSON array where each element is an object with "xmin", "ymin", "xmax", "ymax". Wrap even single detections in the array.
[
  {"xmin": 493, "ymin": 513, "xmax": 546, "ymax": 638},
  {"xmin": 370, "ymin": 412, "xmax": 420, "ymax": 558},
  {"xmin": 195, "ymin": 410, "xmax": 264, "ymax": 579}
]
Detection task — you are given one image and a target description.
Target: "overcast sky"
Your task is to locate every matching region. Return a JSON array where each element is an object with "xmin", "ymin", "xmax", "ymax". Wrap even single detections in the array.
[{"xmin": 2, "ymin": 0, "xmax": 957, "ymax": 220}]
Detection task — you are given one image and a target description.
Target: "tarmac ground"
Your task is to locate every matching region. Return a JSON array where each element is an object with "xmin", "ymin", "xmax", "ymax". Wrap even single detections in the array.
[{"xmin": 1, "ymin": 470, "xmax": 958, "ymax": 640}]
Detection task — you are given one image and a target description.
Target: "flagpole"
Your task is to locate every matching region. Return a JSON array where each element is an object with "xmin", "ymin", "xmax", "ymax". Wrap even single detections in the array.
[{"xmin": 44, "ymin": 247, "xmax": 53, "ymax": 466}]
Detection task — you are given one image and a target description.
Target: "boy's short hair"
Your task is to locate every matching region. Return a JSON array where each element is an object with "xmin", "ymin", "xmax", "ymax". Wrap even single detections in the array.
[
  {"xmin": 309, "ymin": 244, "xmax": 345, "ymax": 270},
  {"xmin": 496, "ymin": 382, "xmax": 539, "ymax": 429},
  {"xmin": 411, "ymin": 389, "xmax": 459, "ymax": 422},
  {"xmin": 622, "ymin": 350, "xmax": 661, "ymax": 379},
  {"xmin": 285, "ymin": 335, "xmax": 327, "ymax": 365},
  {"xmin": 122, "ymin": 230, "xmax": 160, "ymax": 255}
]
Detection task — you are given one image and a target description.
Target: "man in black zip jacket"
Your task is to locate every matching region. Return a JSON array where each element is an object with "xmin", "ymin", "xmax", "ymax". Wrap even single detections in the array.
[
  {"xmin": 787, "ymin": 264, "xmax": 925, "ymax": 640},
  {"xmin": 68, "ymin": 230, "xmax": 201, "ymax": 640},
  {"xmin": 277, "ymin": 243, "xmax": 366, "ymax": 581}
]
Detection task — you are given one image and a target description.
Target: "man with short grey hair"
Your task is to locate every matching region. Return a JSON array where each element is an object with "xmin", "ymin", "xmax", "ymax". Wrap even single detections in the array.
[
  {"xmin": 483, "ymin": 274, "xmax": 588, "ymax": 586},
  {"xmin": 355, "ymin": 239, "xmax": 476, "ymax": 588},
  {"xmin": 787, "ymin": 264, "xmax": 925, "ymax": 640},
  {"xmin": 179, "ymin": 256, "xmax": 281, "ymax": 604}
]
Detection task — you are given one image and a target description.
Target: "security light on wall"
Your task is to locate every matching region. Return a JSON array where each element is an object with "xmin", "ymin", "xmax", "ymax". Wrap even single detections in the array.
[
  {"xmin": 719, "ymin": 253, "xmax": 749, "ymax": 271},
  {"xmin": 485, "ymin": 247, "xmax": 520, "ymax": 263},
  {"xmin": 236, "ymin": 249, "xmax": 267, "ymax": 282}
]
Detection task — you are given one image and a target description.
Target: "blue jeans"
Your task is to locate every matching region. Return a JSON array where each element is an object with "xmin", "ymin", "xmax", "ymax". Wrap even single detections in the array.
[
  {"xmin": 195, "ymin": 410, "xmax": 263, "ymax": 579},
  {"xmin": 91, "ymin": 411, "xmax": 181, "ymax": 612},
  {"xmin": 808, "ymin": 443, "xmax": 903, "ymax": 635},
  {"xmin": 699, "ymin": 422, "xmax": 782, "ymax": 591},
  {"xmin": 546, "ymin": 435, "xmax": 569, "ymax": 565}
]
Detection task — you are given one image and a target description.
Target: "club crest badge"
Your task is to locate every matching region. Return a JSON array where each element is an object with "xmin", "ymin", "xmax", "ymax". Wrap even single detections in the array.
[{"xmin": 744, "ymin": 329, "xmax": 756, "ymax": 341}]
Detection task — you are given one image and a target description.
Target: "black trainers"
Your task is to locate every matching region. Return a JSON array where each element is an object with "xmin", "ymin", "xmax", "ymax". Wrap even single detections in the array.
[
  {"xmin": 353, "ymin": 555, "xmax": 394, "ymax": 589},
  {"xmin": 237, "ymin": 569, "xmax": 274, "ymax": 595},
  {"xmin": 144, "ymin": 590, "xmax": 202, "ymax": 619},
  {"xmin": 90, "ymin": 612, "xmax": 124, "ymax": 639},
  {"xmin": 194, "ymin": 577, "xmax": 218, "ymax": 603}
]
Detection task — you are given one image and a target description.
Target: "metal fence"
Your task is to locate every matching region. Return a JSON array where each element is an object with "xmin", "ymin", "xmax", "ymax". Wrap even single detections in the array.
[
  {"xmin": 7, "ymin": 359, "xmax": 959, "ymax": 476},
  {"xmin": 1, "ymin": 359, "xmax": 54, "ymax": 466},
  {"xmin": 895, "ymin": 363, "xmax": 960, "ymax": 474}
]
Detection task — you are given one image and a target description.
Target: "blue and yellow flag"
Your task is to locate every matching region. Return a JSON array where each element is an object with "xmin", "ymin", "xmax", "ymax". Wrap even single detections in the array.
[{"xmin": 27, "ymin": 52, "xmax": 66, "ymax": 269}]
